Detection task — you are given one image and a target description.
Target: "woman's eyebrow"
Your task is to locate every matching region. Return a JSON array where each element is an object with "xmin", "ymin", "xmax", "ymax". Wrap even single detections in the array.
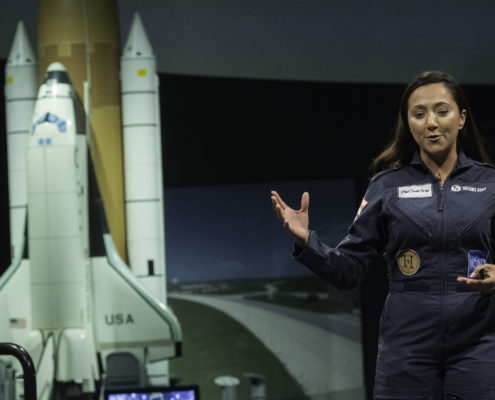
[{"xmin": 409, "ymin": 101, "xmax": 452, "ymax": 110}]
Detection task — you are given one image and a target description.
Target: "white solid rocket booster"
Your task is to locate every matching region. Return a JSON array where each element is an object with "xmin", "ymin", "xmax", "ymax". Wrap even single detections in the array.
[
  {"xmin": 121, "ymin": 13, "xmax": 166, "ymax": 302},
  {"xmin": 5, "ymin": 21, "xmax": 38, "ymax": 260}
]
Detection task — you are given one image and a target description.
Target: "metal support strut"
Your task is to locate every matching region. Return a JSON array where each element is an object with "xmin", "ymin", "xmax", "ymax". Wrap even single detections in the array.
[{"xmin": 0, "ymin": 343, "xmax": 36, "ymax": 400}]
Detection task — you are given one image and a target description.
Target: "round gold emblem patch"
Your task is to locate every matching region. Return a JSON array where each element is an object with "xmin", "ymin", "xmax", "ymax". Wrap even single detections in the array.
[{"xmin": 396, "ymin": 249, "xmax": 420, "ymax": 276}]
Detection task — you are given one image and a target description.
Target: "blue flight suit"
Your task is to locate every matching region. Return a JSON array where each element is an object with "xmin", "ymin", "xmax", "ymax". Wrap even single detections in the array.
[{"xmin": 294, "ymin": 150, "xmax": 495, "ymax": 399}]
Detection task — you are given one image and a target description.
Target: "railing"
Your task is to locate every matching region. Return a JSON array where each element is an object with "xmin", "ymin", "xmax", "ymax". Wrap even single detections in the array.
[{"xmin": 0, "ymin": 343, "xmax": 36, "ymax": 400}]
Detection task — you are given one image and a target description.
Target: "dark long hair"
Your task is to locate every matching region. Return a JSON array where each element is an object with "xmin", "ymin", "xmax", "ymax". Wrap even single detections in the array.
[{"xmin": 370, "ymin": 70, "xmax": 490, "ymax": 175}]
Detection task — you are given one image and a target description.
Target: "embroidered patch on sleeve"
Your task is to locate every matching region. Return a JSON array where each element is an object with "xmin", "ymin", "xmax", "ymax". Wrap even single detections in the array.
[{"xmin": 356, "ymin": 197, "xmax": 368, "ymax": 217}]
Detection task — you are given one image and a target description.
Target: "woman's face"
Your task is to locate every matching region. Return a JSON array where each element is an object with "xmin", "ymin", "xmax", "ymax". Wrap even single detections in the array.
[{"xmin": 407, "ymin": 82, "xmax": 466, "ymax": 163}]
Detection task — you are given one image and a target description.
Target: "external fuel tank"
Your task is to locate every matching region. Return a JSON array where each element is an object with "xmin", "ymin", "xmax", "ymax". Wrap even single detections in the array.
[{"xmin": 38, "ymin": 0, "xmax": 128, "ymax": 261}]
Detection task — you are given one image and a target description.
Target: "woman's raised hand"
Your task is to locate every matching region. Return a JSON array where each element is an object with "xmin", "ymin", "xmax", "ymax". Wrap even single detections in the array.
[{"xmin": 271, "ymin": 190, "xmax": 310, "ymax": 247}]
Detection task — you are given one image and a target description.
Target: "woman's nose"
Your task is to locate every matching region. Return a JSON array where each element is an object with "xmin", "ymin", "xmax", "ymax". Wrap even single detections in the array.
[{"xmin": 427, "ymin": 112, "xmax": 438, "ymax": 130}]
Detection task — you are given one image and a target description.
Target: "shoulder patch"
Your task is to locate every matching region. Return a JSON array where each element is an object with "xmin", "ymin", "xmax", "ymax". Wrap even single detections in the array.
[
  {"xmin": 357, "ymin": 197, "xmax": 368, "ymax": 217},
  {"xmin": 371, "ymin": 164, "xmax": 403, "ymax": 182}
]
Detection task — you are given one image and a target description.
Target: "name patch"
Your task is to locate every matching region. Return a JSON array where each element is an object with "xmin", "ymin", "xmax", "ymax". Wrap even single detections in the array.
[{"xmin": 398, "ymin": 184, "xmax": 432, "ymax": 198}]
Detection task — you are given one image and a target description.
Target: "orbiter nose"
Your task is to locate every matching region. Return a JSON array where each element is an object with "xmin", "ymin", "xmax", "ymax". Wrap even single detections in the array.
[{"xmin": 43, "ymin": 61, "xmax": 72, "ymax": 85}]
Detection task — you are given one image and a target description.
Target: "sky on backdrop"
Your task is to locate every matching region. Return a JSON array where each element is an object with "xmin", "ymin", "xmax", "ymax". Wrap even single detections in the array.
[{"xmin": 164, "ymin": 178, "xmax": 355, "ymax": 283}]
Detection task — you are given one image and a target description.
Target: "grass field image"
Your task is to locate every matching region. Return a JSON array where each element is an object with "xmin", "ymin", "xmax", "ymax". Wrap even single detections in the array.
[{"xmin": 168, "ymin": 277, "xmax": 364, "ymax": 400}]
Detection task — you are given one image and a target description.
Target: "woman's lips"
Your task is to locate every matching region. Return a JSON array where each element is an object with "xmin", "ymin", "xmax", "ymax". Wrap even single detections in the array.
[{"xmin": 427, "ymin": 135, "xmax": 441, "ymax": 143}]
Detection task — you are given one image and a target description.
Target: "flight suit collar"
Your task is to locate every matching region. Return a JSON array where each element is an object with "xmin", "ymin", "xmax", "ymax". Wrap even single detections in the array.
[{"xmin": 409, "ymin": 148, "xmax": 475, "ymax": 174}]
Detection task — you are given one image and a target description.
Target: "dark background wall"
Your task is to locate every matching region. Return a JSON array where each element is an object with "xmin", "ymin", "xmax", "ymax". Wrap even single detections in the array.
[{"xmin": 1, "ymin": 1, "xmax": 495, "ymax": 84}]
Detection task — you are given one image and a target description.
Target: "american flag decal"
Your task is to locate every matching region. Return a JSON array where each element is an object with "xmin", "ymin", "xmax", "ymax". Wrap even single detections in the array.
[
  {"xmin": 357, "ymin": 198, "xmax": 368, "ymax": 217},
  {"xmin": 9, "ymin": 318, "xmax": 26, "ymax": 328}
]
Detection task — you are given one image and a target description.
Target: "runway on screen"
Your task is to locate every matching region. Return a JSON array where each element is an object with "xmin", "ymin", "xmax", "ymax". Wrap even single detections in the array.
[{"xmin": 168, "ymin": 292, "xmax": 365, "ymax": 399}]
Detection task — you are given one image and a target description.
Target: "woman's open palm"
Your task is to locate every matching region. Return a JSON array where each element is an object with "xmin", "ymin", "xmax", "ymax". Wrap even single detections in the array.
[{"xmin": 271, "ymin": 190, "xmax": 310, "ymax": 247}]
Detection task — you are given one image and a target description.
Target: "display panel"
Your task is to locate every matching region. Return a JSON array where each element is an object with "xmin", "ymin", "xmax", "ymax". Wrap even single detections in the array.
[
  {"xmin": 165, "ymin": 179, "xmax": 365, "ymax": 400},
  {"xmin": 106, "ymin": 386, "xmax": 199, "ymax": 400}
]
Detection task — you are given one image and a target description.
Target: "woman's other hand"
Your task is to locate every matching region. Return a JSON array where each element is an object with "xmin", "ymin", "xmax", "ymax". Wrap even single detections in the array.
[
  {"xmin": 271, "ymin": 190, "xmax": 310, "ymax": 248},
  {"xmin": 457, "ymin": 264, "xmax": 495, "ymax": 294}
]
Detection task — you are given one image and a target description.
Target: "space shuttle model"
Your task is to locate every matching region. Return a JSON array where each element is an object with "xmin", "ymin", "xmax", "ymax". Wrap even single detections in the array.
[{"xmin": 0, "ymin": 1, "xmax": 181, "ymax": 399}]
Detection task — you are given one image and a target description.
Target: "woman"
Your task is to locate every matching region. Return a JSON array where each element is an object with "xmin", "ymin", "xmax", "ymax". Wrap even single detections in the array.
[{"xmin": 271, "ymin": 71, "xmax": 495, "ymax": 400}]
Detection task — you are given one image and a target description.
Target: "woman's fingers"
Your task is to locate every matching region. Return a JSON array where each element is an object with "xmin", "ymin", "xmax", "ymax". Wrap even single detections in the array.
[
  {"xmin": 270, "ymin": 190, "xmax": 310, "ymax": 246},
  {"xmin": 300, "ymin": 192, "xmax": 310, "ymax": 212},
  {"xmin": 271, "ymin": 190, "xmax": 291, "ymax": 222},
  {"xmin": 272, "ymin": 190, "xmax": 309, "ymax": 215},
  {"xmin": 271, "ymin": 196, "xmax": 278, "ymax": 213},
  {"xmin": 461, "ymin": 279, "xmax": 494, "ymax": 294},
  {"xmin": 271, "ymin": 190, "xmax": 288, "ymax": 211},
  {"xmin": 457, "ymin": 264, "xmax": 495, "ymax": 294}
]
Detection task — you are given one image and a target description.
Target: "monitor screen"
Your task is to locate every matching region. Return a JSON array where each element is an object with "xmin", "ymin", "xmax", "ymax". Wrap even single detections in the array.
[{"xmin": 105, "ymin": 386, "xmax": 199, "ymax": 400}]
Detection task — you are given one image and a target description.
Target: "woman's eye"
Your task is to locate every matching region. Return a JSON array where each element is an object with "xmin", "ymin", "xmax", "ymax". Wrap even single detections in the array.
[
  {"xmin": 438, "ymin": 109, "xmax": 449, "ymax": 115},
  {"xmin": 413, "ymin": 113, "xmax": 424, "ymax": 119}
]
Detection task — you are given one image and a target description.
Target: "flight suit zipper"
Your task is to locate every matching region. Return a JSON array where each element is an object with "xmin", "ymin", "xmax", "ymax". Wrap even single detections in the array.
[{"xmin": 439, "ymin": 180, "xmax": 447, "ymax": 346}]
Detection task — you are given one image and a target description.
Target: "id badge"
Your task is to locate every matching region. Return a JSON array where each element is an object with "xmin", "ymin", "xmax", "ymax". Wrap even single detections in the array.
[{"xmin": 467, "ymin": 250, "xmax": 488, "ymax": 276}]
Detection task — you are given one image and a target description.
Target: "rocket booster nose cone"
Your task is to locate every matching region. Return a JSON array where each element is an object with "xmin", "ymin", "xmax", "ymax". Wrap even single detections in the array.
[
  {"xmin": 43, "ymin": 62, "xmax": 72, "ymax": 86},
  {"xmin": 7, "ymin": 20, "xmax": 37, "ymax": 66},
  {"xmin": 122, "ymin": 12, "xmax": 154, "ymax": 58}
]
